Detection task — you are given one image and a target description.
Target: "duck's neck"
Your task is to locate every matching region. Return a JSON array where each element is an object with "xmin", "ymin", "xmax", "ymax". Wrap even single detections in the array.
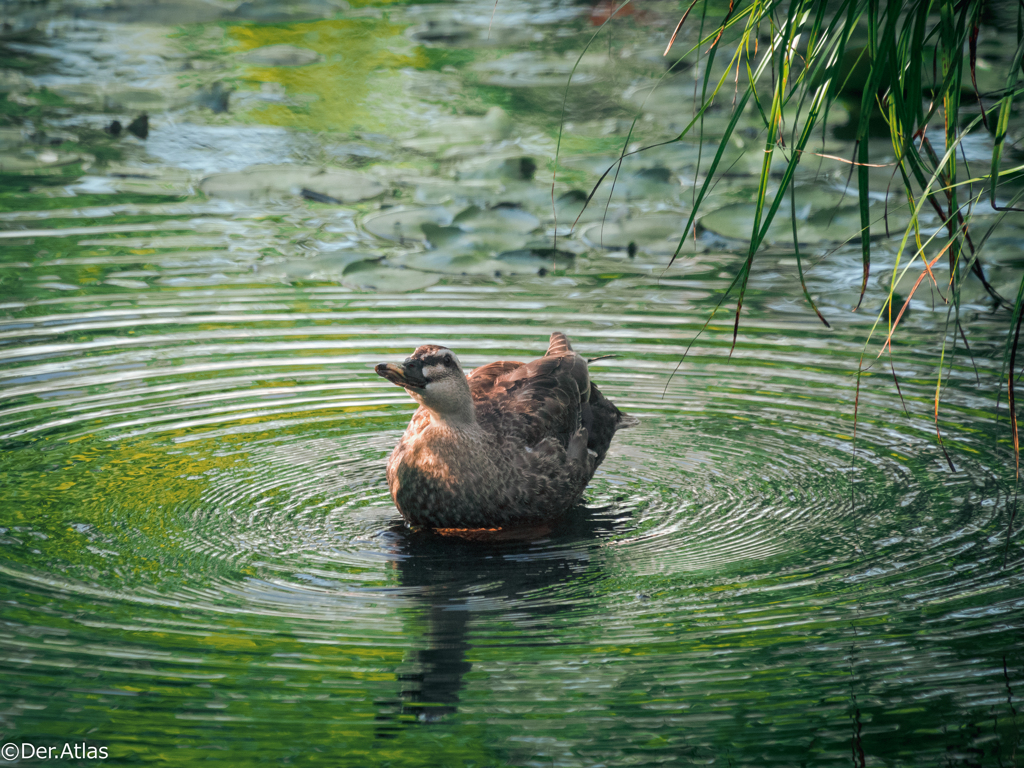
[
  {"xmin": 417, "ymin": 377, "xmax": 478, "ymax": 431},
  {"xmin": 426, "ymin": 402, "xmax": 479, "ymax": 432}
]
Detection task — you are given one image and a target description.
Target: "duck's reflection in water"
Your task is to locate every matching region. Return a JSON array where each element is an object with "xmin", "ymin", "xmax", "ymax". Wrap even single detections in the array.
[{"xmin": 374, "ymin": 506, "xmax": 616, "ymax": 732}]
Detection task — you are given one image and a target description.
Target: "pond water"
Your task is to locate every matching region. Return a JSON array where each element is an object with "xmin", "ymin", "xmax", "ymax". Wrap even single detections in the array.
[{"xmin": 1, "ymin": 0, "xmax": 1023, "ymax": 765}]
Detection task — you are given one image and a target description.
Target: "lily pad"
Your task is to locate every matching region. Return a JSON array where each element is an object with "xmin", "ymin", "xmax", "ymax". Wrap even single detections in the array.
[
  {"xmin": 260, "ymin": 252, "xmax": 379, "ymax": 281},
  {"xmin": 970, "ymin": 219, "xmax": 1024, "ymax": 265},
  {"xmin": 573, "ymin": 164, "xmax": 680, "ymax": 202},
  {"xmin": 455, "ymin": 155, "xmax": 540, "ymax": 182},
  {"xmin": 362, "ymin": 207, "xmax": 453, "ymax": 243},
  {"xmin": 106, "ymin": 86, "xmax": 176, "ymax": 111},
  {"xmin": 452, "ymin": 204, "xmax": 540, "ymax": 234},
  {"xmin": 412, "ymin": 178, "xmax": 501, "ymax": 206},
  {"xmin": 77, "ymin": 0, "xmax": 228, "ymax": 22},
  {"xmin": 70, "ymin": 166, "xmax": 193, "ymax": 197},
  {"xmin": 0, "ymin": 152, "xmax": 85, "ymax": 174},
  {"xmin": 0, "ymin": 127, "xmax": 26, "ymax": 150},
  {"xmin": 200, "ymin": 165, "xmax": 383, "ymax": 203},
  {"xmin": 406, "ymin": 19, "xmax": 477, "ymax": 45},
  {"xmin": 698, "ymin": 196, "xmax": 908, "ymax": 246},
  {"xmin": 241, "ymin": 45, "xmax": 322, "ymax": 67},
  {"xmin": 619, "ymin": 166, "xmax": 680, "ymax": 200},
  {"xmin": 580, "ymin": 212, "xmax": 689, "ymax": 254},
  {"xmin": 51, "ymin": 81, "xmax": 183, "ymax": 111},
  {"xmin": 623, "ymin": 80, "xmax": 702, "ymax": 117},
  {"xmin": 420, "ymin": 223, "xmax": 465, "ymax": 248},
  {"xmin": 229, "ymin": 0, "xmax": 348, "ymax": 21},
  {"xmin": 699, "ymin": 203, "xmax": 803, "ymax": 244},
  {"xmin": 341, "ymin": 261, "xmax": 440, "ymax": 292},
  {"xmin": 548, "ymin": 189, "xmax": 608, "ymax": 230},
  {"xmin": 400, "ymin": 107, "xmax": 513, "ymax": 152},
  {"xmin": 399, "ymin": 251, "xmax": 508, "ymax": 275},
  {"xmin": 0, "ymin": 73, "xmax": 32, "ymax": 96},
  {"xmin": 431, "ymin": 230, "xmax": 533, "ymax": 256},
  {"xmin": 471, "ymin": 53, "xmax": 598, "ymax": 88},
  {"xmin": 497, "ymin": 247, "xmax": 575, "ymax": 273}
]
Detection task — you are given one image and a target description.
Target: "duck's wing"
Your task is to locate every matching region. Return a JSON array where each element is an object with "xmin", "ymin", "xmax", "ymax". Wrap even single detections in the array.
[
  {"xmin": 544, "ymin": 332, "xmax": 590, "ymax": 401},
  {"xmin": 476, "ymin": 349, "xmax": 586, "ymax": 450},
  {"xmin": 467, "ymin": 360, "xmax": 524, "ymax": 395},
  {"xmin": 475, "ymin": 333, "xmax": 634, "ymax": 458},
  {"xmin": 533, "ymin": 334, "xmax": 637, "ymax": 461},
  {"xmin": 469, "ymin": 358, "xmax": 572, "ymax": 448}
]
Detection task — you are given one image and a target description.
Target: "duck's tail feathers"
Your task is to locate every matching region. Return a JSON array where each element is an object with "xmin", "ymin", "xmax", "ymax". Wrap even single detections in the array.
[
  {"xmin": 616, "ymin": 412, "xmax": 641, "ymax": 430},
  {"xmin": 586, "ymin": 354, "xmax": 617, "ymax": 364},
  {"xmin": 546, "ymin": 332, "xmax": 574, "ymax": 357}
]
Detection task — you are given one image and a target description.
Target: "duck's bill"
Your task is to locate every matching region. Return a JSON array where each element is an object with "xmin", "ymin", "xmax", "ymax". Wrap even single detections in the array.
[{"xmin": 375, "ymin": 362, "xmax": 427, "ymax": 390}]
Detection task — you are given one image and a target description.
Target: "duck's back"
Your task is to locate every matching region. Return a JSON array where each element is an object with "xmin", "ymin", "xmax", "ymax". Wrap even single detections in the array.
[{"xmin": 468, "ymin": 332, "xmax": 627, "ymax": 471}]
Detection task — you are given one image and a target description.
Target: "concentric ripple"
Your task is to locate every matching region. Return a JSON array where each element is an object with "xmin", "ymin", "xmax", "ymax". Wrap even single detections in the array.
[{"xmin": 2, "ymin": 252, "xmax": 1021, "ymax": 764}]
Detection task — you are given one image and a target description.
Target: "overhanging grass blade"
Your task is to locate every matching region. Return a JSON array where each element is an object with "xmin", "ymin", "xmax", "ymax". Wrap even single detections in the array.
[
  {"xmin": 990, "ymin": 36, "xmax": 1024, "ymax": 211},
  {"xmin": 791, "ymin": 177, "xmax": 830, "ymax": 327}
]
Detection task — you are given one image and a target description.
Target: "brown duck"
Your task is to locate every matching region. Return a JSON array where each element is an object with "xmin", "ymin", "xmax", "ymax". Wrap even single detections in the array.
[{"xmin": 375, "ymin": 333, "xmax": 637, "ymax": 530}]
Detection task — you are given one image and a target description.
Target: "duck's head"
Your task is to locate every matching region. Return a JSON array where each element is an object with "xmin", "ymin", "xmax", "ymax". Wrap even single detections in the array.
[{"xmin": 376, "ymin": 345, "xmax": 474, "ymax": 424}]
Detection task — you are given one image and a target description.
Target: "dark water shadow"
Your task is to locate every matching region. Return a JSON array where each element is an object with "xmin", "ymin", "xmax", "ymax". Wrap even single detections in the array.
[{"xmin": 373, "ymin": 505, "xmax": 620, "ymax": 734}]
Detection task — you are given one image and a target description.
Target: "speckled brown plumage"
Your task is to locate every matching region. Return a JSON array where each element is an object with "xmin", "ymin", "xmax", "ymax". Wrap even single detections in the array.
[{"xmin": 376, "ymin": 333, "xmax": 637, "ymax": 530}]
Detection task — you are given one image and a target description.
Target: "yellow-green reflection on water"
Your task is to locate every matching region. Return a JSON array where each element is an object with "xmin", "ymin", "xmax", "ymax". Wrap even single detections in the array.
[{"xmin": 230, "ymin": 19, "xmax": 427, "ymax": 133}]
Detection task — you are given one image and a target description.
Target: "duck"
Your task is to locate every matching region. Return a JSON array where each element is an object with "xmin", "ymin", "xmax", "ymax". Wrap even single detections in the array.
[{"xmin": 375, "ymin": 333, "xmax": 637, "ymax": 530}]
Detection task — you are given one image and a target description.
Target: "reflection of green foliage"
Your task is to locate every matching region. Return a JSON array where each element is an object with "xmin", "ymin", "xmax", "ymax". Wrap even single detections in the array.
[
  {"xmin": 468, "ymin": 83, "xmax": 516, "ymax": 112},
  {"xmin": 417, "ymin": 47, "xmax": 476, "ymax": 72},
  {"xmin": 226, "ymin": 19, "xmax": 426, "ymax": 132},
  {"xmin": 0, "ymin": 172, "xmax": 76, "ymax": 192},
  {"xmin": 0, "ymin": 89, "xmax": 67, "ymax": 123},
  {"xmin": 5, "ymin": 212, "xmax": 192, "ymax": 229},
  {"xmin": 65, "ymin": 134, "xmax": 123, "ymax": 166},
  {"xmin": 552, "ymin": 134, "xmax": 634, "ymax": 157},
  {"xmin": 0, "ymin": 47, "xmax": 54, "ymax": 74},
  {"xmin": 0, "ymin": 192, "xmax": 179, "ymax": 213},
  {"xmin": 0, "ymin": 435, "xmax": 239, "ymax": 589},
  {"xmin": 474, "ymin": 82, "xmax": 625, "ymax": 123},
  {"xmin": 169, "ymin": 22, "xmax": 229, "ymax": 58}
]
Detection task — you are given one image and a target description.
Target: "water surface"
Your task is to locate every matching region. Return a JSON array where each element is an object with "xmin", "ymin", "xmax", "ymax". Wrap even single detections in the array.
[{"xmin": 1, "ymin": 1, "xmax": 1022, "ymax": 765}]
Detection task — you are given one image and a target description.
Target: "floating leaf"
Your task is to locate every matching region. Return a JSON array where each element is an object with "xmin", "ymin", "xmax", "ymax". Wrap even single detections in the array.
[
  {"xmin": 399, "ymin": 107, "xmax": 513, "ymax": 152},
  {"xmin": 341, "ymin": 261, "xmax": 439, "ymax": 292},
  {"xmin": 240, "ymin": 44, "xmax": 321, "ymax": 66},
  {"xmin": 497, "ymin": 247, "xmax": 575, "ymax": 272},
  {"xmin": 579, "ymin": 212, "xmax": 690, "ymax": 254},
  {"xmin": 260, "ymin": 252, "xmax": 380, "ymax": 281},
  {"xmin": 452, "ymin": 204, "xmax": 540, "ymax": 234},
  {"xmin": 362, "ymin": 207, "xmax": 453, "ymax": 243},
  {"xmin": 471, "ymin": 53, "xmax": 598, "ymax": 88},
  {"xmin": 399, "ymin": 251, "xmax": 507, "ymax": 275},
  {"xmin": 200, "ymin": 165, "xmax": 383, "ymax": 203}
]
